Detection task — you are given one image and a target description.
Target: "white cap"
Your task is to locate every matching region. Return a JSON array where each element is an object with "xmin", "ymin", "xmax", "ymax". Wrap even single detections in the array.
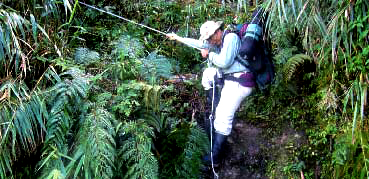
[{"xmin": 199, "ymin": 21, "xmax": 223, "ymax": 41}]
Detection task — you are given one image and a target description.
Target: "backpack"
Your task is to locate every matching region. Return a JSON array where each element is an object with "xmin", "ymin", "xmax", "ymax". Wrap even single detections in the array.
[{"xmin": 226, "ymin": 9, "xmax": 275, "ymax": 91}]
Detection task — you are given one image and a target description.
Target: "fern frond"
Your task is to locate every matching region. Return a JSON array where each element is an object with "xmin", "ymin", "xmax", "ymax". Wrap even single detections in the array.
[
  {"xmin": 66, "ymin": 105, "xmax": 116, "ymax": 179},
  {"xmin": 142, "ymin": 83, "xmax": 162, "ymax": 112},
  {"xmin": 117, "ymin": 120, "xmax": 158, "ymax": 179},
  {"xmin": 140, "ymin": 112, "xmax": 165, "ymax": 133},
  {"xmin": 112, "ymin": 34, "xmax": 144, "ymax": 59},
  {"xmin": 139, "ymin": 51, "xmax": 173, "ymax": 83},
  {"xmin": 282, "ymin": 54, "xmax": 313, "ymax": 82},
  {"xmin": 39, "ymin": 69, "xmax": 90, "ymax": 177},
  {"xmin": 159, "ymin": 122, "xmax": 209, "ymax": 178},
  {"xmin": 176, "ymin": 124, "xmax": 209, "ymax": 178}
]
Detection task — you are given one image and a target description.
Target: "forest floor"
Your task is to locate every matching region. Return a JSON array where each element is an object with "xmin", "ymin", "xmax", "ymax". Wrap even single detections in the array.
[{"xmin": 201, "ymin": 118, "xmax": 307, "ymax": 179}]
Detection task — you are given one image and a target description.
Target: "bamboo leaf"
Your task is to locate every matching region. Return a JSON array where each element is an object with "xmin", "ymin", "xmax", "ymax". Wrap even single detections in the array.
[
  {"xmin": 352, "ymin": 101, "xmax": 358, "ymax": 144},
  {"xmin": 30, "ymin": 14, "xmax": 38, "ymax": 44}
]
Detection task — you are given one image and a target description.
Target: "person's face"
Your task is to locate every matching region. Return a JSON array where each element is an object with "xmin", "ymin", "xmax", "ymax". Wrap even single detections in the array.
[{"xmin": 208, "ymin": 30, "xmax": 222, "ymax": 46}]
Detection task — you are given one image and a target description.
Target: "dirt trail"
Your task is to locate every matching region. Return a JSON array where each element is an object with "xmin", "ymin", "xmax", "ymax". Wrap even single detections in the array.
[{"xmin": 202, "ymin": 118, "xmax": 306, "ymax": 179}]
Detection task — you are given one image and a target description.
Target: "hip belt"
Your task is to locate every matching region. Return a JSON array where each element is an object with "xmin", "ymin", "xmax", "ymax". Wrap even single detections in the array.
[{"xmin": 224, "ymin": 72, "xmax": 256, "ymax": 87}]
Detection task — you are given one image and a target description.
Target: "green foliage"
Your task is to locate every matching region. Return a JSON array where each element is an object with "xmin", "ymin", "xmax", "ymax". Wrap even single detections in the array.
[
  {"xmin": 0, "ymin": 6, "xmax": 52, "ymax": 77},
  {"xmin": 282, "ymin": 161, "xmax": 305, "ymax": 178},
  {"xmin": 117, "ymin": 120, "xmax": 158, "ymax": 179},
  {"xmin": 108, "ymin": 35, "xmax": 144, "ymax": 81},
  {"xmin": 139, "ymin": 51, "xmax": 174, "ymax": 84},
  {"xmin": 113, "ymin": 81, "xmax": 162, "ymax": 117},
  {"xmin": 74, "ymin": 47, "xmax": 100, "ymax": 65},
  {"xmin": 112, "ymin": 34, "xmax": 144, "ymax": 59},
  {"xmin": 333, "ymin": 130, "xmax": 369, "ymax": 179},
  {"xmin": 282, "ymin": 54, "xmax": 313, "ymax": 82},
  {"xmin": 66, "ymin": 103, "xmax": 116, "ymax": 179},
  {"xmin": 110, "ymin": 57, "xmax": 141, "ymax": 81},
  {"xmin": 38, "ymin": 68, "xmax": 90, "ymax": 177},
  {"xmin": 159, "ymin": 123, "xmax": 209, "ymax": 178},
  {"xmin": 0, "ymin": 81, "xmax": 47, "ymax": 178}
]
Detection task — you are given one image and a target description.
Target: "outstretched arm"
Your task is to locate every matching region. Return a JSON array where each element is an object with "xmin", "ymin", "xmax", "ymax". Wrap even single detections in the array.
[{"xmin": 166, "ymin": 33, "xmax": 210, "ymax": 50}]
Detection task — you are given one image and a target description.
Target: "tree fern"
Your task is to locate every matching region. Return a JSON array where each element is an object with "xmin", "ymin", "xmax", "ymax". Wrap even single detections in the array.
[
  {"xmin": 66, "ymin": 103, "xmax": 116, "ymax": 179},
  {"xmin": 116, "ymin": 120, "xmax": 158, "ymax": 179}
]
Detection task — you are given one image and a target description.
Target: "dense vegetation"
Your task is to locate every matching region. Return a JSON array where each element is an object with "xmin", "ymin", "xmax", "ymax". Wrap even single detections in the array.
[{"xmin": 0, "ymin": 0, "xmax": 367, "ymax": 178}]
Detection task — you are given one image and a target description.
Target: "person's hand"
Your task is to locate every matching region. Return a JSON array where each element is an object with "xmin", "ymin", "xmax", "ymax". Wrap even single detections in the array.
[
  {"xmin": 166, "ymin": 33, "xmax": 179, "ymax": 41},
  {"xmin": 201, "ymin": 49, "xmax": 209, "ymax": 58}
]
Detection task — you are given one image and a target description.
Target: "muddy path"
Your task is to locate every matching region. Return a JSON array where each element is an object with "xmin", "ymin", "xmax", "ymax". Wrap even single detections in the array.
[{"xmin": 201, "ymin": 118, "xmax": 307, "ymax": 179}]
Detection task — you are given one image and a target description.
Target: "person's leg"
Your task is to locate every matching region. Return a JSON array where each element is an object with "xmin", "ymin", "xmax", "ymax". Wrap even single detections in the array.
[
  {"xmin": 214, "ymin": 79, "xmax": 253, "ymax": 136},
  {"xmin": 206, "ymin": 78, "xmax": 253, "ymax": 165}
]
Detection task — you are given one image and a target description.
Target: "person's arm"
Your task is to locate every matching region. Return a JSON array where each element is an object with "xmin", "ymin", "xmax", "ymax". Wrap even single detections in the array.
[
  {"xmin": 208, "ymin": 33, "xmax": 240, "ymax": 68},
  {"xmin": 166, "ymin": 33, "xmax": 210, "ymax": 49}
]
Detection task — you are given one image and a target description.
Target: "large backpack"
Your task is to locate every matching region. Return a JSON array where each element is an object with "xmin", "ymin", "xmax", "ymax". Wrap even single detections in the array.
[{"xmin": 226, "ymin": 9, "xmax": 275, "ymax": 91}]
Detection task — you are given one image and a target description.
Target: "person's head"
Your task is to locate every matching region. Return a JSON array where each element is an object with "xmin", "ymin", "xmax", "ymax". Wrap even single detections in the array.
[{"xmin": 199, "ymin": 21, "xmax": 224, "ymax": 46}]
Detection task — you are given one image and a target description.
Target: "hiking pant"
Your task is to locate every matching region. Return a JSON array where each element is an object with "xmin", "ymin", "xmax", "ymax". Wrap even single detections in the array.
[{"xmin": 202, "ymin": 68, "xmax": 253, "ymax": 136}]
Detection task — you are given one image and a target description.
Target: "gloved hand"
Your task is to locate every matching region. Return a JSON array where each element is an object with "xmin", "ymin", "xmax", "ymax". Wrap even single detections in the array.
[
  {"xmin": 201, "ymin": 49, "xmax": 209, "ymax": 58},
  {"xmin": 202, "ymin": 67, "xmax": 217, "ymax": 90},
  {"xmin": 166, "ymin": 33, "xmax": 179, "ymax": 41}
]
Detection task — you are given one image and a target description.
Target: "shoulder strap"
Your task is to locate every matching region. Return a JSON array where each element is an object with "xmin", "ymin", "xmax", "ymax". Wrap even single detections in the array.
[{"xmin": 235, "ymin": 56, "xmax": 250, "ymax": 68}]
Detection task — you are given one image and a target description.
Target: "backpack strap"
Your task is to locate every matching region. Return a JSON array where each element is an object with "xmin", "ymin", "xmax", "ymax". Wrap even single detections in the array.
[
  {"xmin": 220, "ymin": 30, "xmax": 253, "ymax": 70},
  {"xmin": 235, "ymin": 55, "xmax": 250, "ymax": 68},
  {"xmin": 242, "ymin": 24, "xmax": 262, "ymax": 41}
]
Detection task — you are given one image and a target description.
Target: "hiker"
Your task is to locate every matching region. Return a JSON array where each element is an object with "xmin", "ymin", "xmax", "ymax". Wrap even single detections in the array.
[{"xmin": 166, "ymin": 20, "xmax": 256, "ymax": 166}]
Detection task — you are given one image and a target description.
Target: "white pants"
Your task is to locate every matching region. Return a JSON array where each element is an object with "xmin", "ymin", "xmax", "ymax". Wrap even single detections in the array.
[{"xmin": 202, "ymin": 68, "xmax": 253, "ymax": 135}]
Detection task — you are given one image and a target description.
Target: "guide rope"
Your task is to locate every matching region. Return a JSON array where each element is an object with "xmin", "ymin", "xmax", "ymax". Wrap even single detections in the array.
[
  {"xmin": 209, "ymin": 79, "xmax": 219, "ymax": 179},
  {"xmin": 79, "ymin": 2, "xmax": 202, "ymax": 50}
]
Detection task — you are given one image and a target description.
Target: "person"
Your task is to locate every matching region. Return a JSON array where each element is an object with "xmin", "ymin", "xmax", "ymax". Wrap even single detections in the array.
[{"xmin": 166, "ymin": 20, "xmax": 256, "ymax": 166}]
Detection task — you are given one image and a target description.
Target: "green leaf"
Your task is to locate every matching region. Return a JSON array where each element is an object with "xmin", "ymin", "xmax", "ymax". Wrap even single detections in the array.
[{"xmin": 30, "ymin": 14, "xmax": 38, "ymax": 44}]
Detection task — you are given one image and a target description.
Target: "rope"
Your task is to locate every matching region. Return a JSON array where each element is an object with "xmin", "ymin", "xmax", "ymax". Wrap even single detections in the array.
[
  {"xmin": 209, "ymin": 79, "xmax": 219, "ymax": 179},
  {"xmin": 79, "ymin": 2, "xmax": 166, "ymax": 35},
  {"xmin": 79, "ymin": 2, "xmax": 202, "ymax": 51}
]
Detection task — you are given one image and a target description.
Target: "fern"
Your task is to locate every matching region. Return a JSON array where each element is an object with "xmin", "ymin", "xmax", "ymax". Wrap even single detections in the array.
[
  {"xmin": 159, "ymin": 122, "xmax": 209, "ymax": 178},
  {"xmin": 112, "ymin": 34, "xmax": 144, "ymax": 59},
  {"xmin": 66, "ymin": 104, "xmax": 116, "ymax": 179},
  {"xmin": 282, "ymin": 54, "xmax": 313, "ymax": 82},
  {"xmin": 38, "ymin": 68, "xmax": 90, "ymax": 177},
  {"xmin": 176, "ymin": 124, "xmax": 209, "ymax": 178},
  {"xmin": 139, "ymin": 51, "xmax": 174, "ymax": 84},
  {"xmin": 113, "ymin": 81, "xmax": 163, "ymax": 116},
  {"xmin": 117, "ymin": 120, "xmax": 159, "ymax": 179},
  {"xmin": 274, "ymin": 46, "xmax": 298, "ymax": 65},
  {"xmin": 74, "ymin": 47, "xmax": 100, "ymax": 65}
]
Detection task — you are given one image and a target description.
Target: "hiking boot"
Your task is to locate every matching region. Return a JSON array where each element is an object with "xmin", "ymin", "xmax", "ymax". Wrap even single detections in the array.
[{"xmin": 203, "ymin": 132, "xmax": 227, "ymax": 167}]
